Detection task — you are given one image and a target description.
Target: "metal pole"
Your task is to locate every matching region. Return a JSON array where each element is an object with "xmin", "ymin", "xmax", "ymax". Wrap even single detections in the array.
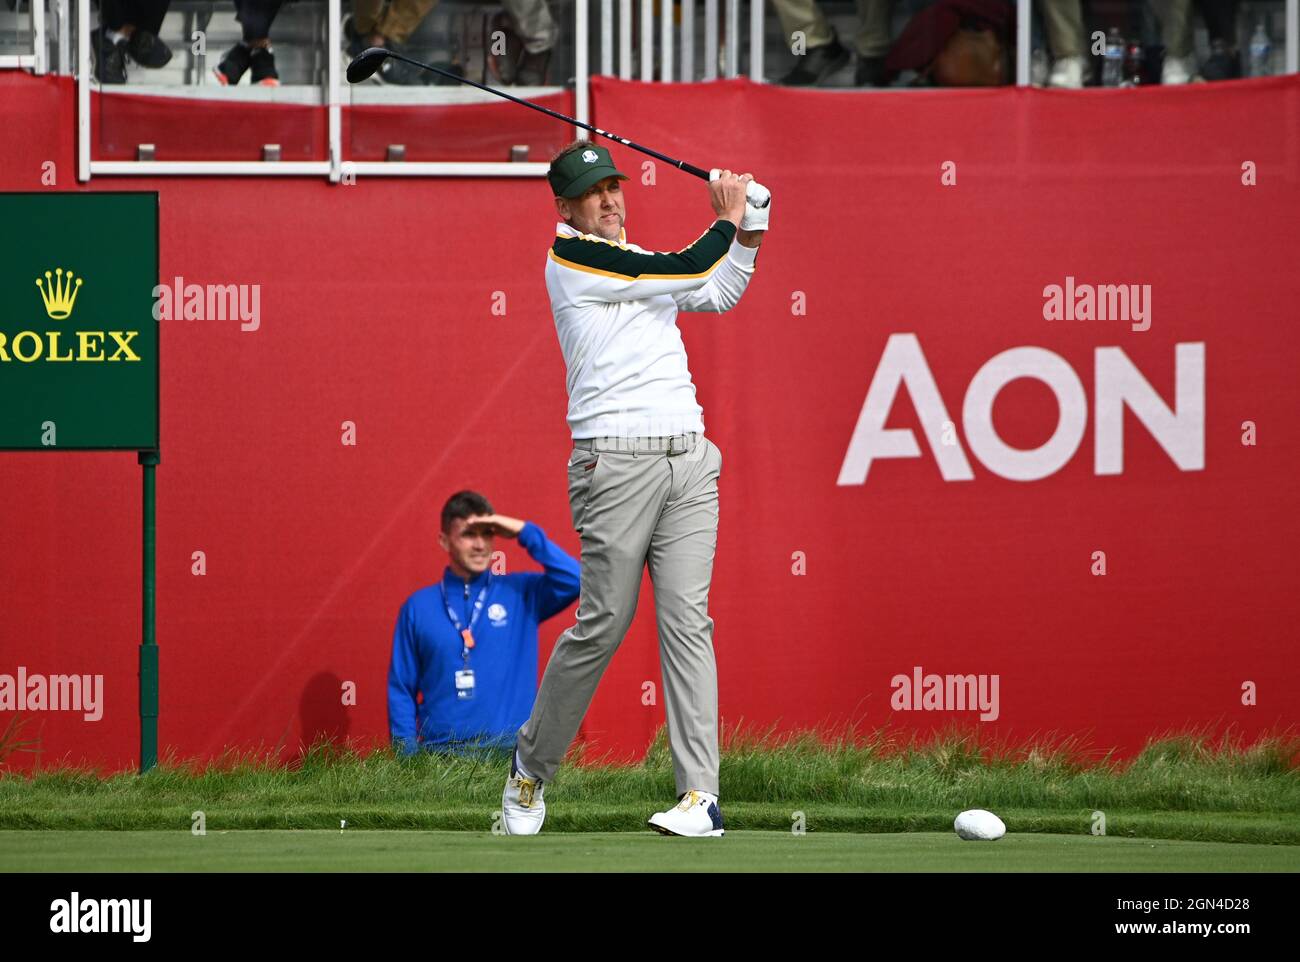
[
  {"xmin": 57, "ymin": 0, "xmax": 69, "ymax": 75},
  {"xmin": 619, "ymin": 0, "xmax": 631, "ymax": 79},
  {"xmin": 640, "ymin": 0, "xmax": 652, "ymax": 81},
  {"xmin": 1287, "ymin": 0, "xmax": 1298, "ymax": 74},
  {"xmin": 660, "ymin": 0, "xmax": 673, "ymax": 81},
  {"xmin": 34, "ymin": 0, "xmax": 48, "ymax": 74},
  {"xmin": 601, "ymin": 0, "xmax": 612, "ymax": 77},
  {"xmin": 704, "ymin": 0, "xmax": 717, "ymax": 80},
  {"xmin": 725, "ymin": 0, "xmax": 738, "ymax": 78},
  {"xmin": 78, "ymin": 0, "xmax": 89, "ymax": 182},
  {"xmin": 328, "ymin": 0, "xmax": 341, "ymax": 183},
  {"xmin": 139, "ymin": 450, "xmax": 159, "ymax": 774},
  {"xmin": 681, "ymin": 0, "xmax": 694, "ymax": 81},
  {"xmin": 1016, "ymin": 0, "xmax": 1030, "ymax": 86},
  {"xmin": 577, "ymin": 0, "xmax": 589, "ymax": 125}
]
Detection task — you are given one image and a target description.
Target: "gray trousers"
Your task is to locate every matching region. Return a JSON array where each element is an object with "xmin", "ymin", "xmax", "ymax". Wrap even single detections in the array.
[{"xmin": 516, "ymin": 432, "xmax": 723, "ymax": 796}]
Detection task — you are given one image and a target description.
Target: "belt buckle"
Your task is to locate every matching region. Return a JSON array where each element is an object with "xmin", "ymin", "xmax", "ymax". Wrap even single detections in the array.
[{"xmin": 666, "ymin": 434, "xmax": 687, "ymax": 456}]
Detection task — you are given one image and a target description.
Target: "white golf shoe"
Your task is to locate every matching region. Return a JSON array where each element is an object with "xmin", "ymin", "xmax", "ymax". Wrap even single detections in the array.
[
  {"xmin": 1162, "ymin": 55, "xmax": 1194, "ymax": 85},
  {"xmin": 502, "ymin": 754, "xmax": 545, "ymax": 835},
  {"xmin": 647, "ymin": 790, "xmax": 725, "ymax": 837},
  {"xmin": 1047, "ymin": 55, "xmax": 1084, "ymax": 89}
]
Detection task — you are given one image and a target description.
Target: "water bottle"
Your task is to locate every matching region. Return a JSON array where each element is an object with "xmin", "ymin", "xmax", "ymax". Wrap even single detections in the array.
[
  {"xmin": 1249, "ymin": 22, "xmax": 1271, "ymax": 78},
  {"xmin": 1103, "ymin": 28, "xmax": 1124, "ymax": 87}
]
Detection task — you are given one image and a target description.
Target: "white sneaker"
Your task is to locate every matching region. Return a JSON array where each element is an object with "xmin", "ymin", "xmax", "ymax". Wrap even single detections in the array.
[
  {"xmin": 1047, "ymin": 55, "xmax": 1084, "ymax": 89},
  {"xmin": 1162, "ymin": 55, "xmax": 1194, "ymax": 84},
  {"xmin": 647, "ymin": 790, "xmax": 725, "ymax": 837},
  {"xmin": 502, "ymin": 754, "xmax": 545, "ymax": 835}
]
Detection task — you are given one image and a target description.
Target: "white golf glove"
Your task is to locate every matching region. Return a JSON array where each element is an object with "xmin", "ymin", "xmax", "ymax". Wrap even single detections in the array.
[
  {"xmin": 710, "ymin": 168, "xmax": 771, "ymax": 231},
  {"xmin": 740, "ymin": 191, "xmax": 770, "ymax": 231}
]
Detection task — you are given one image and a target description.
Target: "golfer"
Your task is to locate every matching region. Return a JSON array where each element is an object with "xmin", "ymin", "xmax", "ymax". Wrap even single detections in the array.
[{"xmin": 501, "ymin": 140, "xmax": 770, "ymax": 836}]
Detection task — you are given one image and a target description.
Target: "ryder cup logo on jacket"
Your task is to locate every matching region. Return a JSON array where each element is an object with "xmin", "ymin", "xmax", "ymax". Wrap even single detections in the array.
[
  {"xmin": 488, "ymin": 603, "xmax": 508, "ymax": 626},
  {"xmin": 581, "ymin": 150, "xmax": 598, "ymax": 163}
]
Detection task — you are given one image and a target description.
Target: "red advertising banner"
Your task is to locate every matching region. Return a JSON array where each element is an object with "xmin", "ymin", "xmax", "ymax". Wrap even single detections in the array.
[{"xmin": 0, "ymin": 72, "xmax": 1295, "ymax": 771}]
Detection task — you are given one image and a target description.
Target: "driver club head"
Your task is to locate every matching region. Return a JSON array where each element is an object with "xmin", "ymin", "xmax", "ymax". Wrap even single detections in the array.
[{"xmin": 347, "ymin": 47, "xmax": 391, "ymax": 84}]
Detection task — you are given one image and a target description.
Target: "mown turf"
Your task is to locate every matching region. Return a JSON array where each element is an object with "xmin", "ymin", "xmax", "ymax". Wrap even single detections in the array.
[
  {"xmin": 3, "ymin": 830, "xmax": 1296, "ymax": 873},
  {"xmin": 3, "ymin": 726, "xmax": 1297, "ymax": 845}
]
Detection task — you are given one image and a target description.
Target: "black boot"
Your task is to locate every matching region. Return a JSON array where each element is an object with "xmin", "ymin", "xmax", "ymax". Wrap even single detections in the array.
[{"xmin": 778, "ymin": 34, "xmax": 850, "ymax": 85}]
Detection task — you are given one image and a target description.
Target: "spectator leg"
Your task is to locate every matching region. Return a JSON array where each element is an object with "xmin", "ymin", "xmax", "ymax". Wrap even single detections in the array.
[
  {"xmin": 852, "ymin": 0, "xmax": 894, "ymax": 58},
  {"xmin": 1040, "ymin": 0, "xmax": 1084, "ymax": 58},
  {"xmin": 770, "ymin": 0, "xmax": 837, "ymax": 52},
  {"xmin": 500, "ymin": 0, "xmax": 559, "ymax": 55},
  {"xmin": 377, "ymin": 0, "xmax": 441, "ymax": 45}
]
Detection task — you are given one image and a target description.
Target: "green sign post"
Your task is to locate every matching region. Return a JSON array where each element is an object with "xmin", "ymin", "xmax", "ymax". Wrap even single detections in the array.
[{"xmin": 1, "ymin": 192, "xmax": 161, "ymax": 773}]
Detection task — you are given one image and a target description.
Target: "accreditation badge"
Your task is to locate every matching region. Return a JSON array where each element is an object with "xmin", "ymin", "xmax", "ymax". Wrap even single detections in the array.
[{"xmin": 455, "ymin": 669, "xmax": 475, "ymax": 700}]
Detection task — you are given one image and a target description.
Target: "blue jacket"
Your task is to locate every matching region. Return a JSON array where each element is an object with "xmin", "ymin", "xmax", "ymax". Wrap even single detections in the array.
[{"xmin": 387, "ymin": 521, "xmax": 580, "ymax": 755}]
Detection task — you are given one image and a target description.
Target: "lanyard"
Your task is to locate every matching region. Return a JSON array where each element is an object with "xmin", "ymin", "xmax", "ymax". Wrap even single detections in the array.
[{"xmin": 440, "ymin": 574, "xmax": 491, "ymax": 656}]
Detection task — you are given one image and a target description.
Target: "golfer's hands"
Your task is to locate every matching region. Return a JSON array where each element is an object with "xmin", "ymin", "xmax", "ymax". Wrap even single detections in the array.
[
  {"xmin": 709, "ymin": 169, "xmax": 754, "ymax": 227},
  {"xmin": 467, "ymin": 514, "xmax": 525, "ymax": 538}
]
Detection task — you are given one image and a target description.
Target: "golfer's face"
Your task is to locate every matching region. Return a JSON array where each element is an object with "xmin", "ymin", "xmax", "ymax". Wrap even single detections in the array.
[
  {"xmin": 445, "ymin": 517, "xmax": 494, "ymax": 574},
  {"xmin": 568, "ymin": 177, "xmax": 625, "ymax": 240}
]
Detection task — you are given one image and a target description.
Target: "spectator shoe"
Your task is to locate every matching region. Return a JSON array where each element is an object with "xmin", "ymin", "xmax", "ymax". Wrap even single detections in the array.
[
  {"xmin": 1048, "ymin": 54, "xmax": 1084, "ymax": 88},
  {"xmin": 855, "ymin": 54, "xmax": 888, "ymax": 86},
  {"xmin": 342, "ymin": 13, "xmax": 367, "ymax": 60},
  {"xmin": 91, "ymin": 26, "xmax": 128, "ymax": 84},
  {"xmin": 214, "ymin": 43, "xmax": 252, "ymax": 85},
  {"xmin": 778, "ymin": 33, "xmax": 850, "ymax": 86},
  {"xmin": 126, "ymin": 28, "xmax": 173, "ymax": 69},
  {"xmin": 1161, "ymin": 55, "xmax": 1194, "ymax": 84},
  {"xmin": 249, "ymin": 46, "xmax": 280, "ymax": 86},
  {"xmin": 515, "ymin": 47, "xmax": 551, "ymax": 85},
  {"xmin": 1200, "ymin": 40, "xmax": 1241, "ymax": 81}
]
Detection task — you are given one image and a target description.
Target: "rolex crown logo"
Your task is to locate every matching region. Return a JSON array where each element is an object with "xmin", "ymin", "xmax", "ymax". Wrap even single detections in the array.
[{"xmin": 36, "ymin": 267, "xmax": 84, "ymax": 320}]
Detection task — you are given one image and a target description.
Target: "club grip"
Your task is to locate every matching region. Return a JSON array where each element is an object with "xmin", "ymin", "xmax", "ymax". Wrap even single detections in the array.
[{"xmin": 709, "ymin": 169, "xmax": 771, "ymax": 209}]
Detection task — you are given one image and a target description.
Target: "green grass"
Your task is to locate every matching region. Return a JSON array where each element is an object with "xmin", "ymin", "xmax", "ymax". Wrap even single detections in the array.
[
  {"xmin": 2, "ymin": 723, "xmax": 1297, "ymax": 846},
  {"xmin": 2, "ymin": 830, "xmax": 1295, "ymax": 873}
]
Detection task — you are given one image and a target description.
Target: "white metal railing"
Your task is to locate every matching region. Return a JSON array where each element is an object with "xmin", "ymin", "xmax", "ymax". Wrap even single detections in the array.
[
  {"xmin": 40, "ymin": 0, "xmax": 1300, "ymax": 180},
  {"xmin": 74, "ymin": 0, "xmax": 560, "ymax": 181},
  {"xmin": 1289, "ymin": 0, "xmax": 1300, "ymax": 72},
  {"xmin": 1016, "ymin": 0, "xmax": 1031, "ymax": 86},
  {"xmin": 0, "ymin": 0, "xmax": 48, "ymax": 73},
  {"xmin": 1013, "ymin": 0, "xmax": 1300, "ymax": 85},
  {"xmin": 600, "ymin": 0, "xmax": 762, "ymax": 82}
]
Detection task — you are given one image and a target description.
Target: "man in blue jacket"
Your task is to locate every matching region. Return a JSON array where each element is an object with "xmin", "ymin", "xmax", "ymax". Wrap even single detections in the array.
[{"xmin": 388, "ymin": 490, "xmax": 580, "ymax": 755}]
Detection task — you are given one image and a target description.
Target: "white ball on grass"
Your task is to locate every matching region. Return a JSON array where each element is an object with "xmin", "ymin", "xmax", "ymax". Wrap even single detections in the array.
[{"xmin": 954, "ymin": 809, "xmax": 1006, "ymax": 841}]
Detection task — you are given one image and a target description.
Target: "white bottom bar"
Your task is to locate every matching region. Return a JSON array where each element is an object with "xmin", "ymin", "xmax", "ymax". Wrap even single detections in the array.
[
  {"xmin": 87, "ymin": 161, "xmax": 550, "ymax": 177},
  {"xmin": 90, "ymin": 161, "xmax": 333, "ymax": 175},
  {"xmin": 341, "ymin": 162, "xmax": 550, "ymax": 177}
]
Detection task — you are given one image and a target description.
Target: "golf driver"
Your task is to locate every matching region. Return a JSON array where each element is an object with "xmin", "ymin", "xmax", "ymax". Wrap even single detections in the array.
[{"xmin": 346, "ymin": 47, "xmax": 771, "ymax": 209}]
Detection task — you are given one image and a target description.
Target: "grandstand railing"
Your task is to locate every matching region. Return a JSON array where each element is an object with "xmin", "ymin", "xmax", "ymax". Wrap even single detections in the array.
[
  {"xmin": 1, "ymin": 1, "xmax": 1296, "ymax": 180},
  {"xmin": 0, "ymin": 0, "xmax": 47, "ymax": 73}
]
